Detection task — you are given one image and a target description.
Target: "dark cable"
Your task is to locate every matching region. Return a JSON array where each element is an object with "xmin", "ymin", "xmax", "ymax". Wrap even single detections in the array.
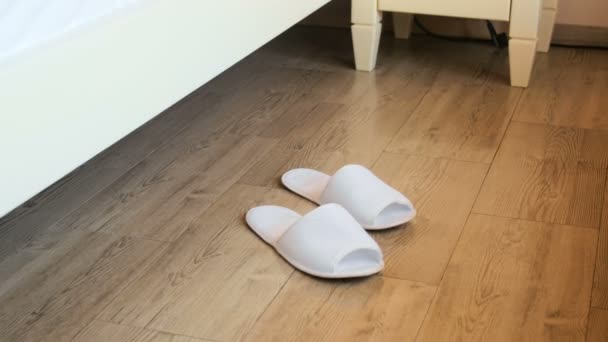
[
  {"xmin": 413, "ymin": 16, "xmax": 491, "ymax": 44},
  {"xmin": 413, "ymin": 16, "xmax": 502, "ymax": 47},
  {"xmin": 486, "ymin": 20, "xmax": 508, "ymax": 48}
]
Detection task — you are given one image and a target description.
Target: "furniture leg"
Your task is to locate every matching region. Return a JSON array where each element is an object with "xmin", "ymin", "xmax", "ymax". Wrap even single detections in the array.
[
  {"xmin": 352, "ymin": 0, "xmax": 382, "ymax": 71},
  {"xmin": 509, "ymin": 0, "xmax": 542, "ymax": 87},
  {"xmin": 393, "ymin": 13, "xmax": 413, "ymax": 39},
  {"xmin": 537, "ymin": 0, "xmax": 558, "ymax": 52}
]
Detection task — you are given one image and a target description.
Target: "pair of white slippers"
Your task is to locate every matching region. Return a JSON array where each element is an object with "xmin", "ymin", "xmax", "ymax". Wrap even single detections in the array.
[{"xmin": 246, "ymin": 164, "xmax": 416, "ymax": 279}]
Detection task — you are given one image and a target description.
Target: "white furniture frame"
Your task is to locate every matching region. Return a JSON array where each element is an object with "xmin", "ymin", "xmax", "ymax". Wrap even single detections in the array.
[
  {"xmin": 351, "ymin": 0, "xmax": 558, "ymax": 87},
  {"xmin": 0, "ymin": 0, "xmax": 330, "ymax": 217}
]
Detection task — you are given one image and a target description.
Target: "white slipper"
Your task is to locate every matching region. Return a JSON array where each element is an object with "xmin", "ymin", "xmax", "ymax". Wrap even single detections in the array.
[
  {"xmin": 281, "ymin": 164, "xmax": 416, "ymax": 230},
  {"xmin": 246, "ymin": 203, "xmax": 384, "ymax": 278}
]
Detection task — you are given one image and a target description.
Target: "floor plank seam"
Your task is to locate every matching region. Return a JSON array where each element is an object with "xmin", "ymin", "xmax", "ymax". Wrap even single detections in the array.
[
  {"xmin": 374, "ymin": 81, "xmax": 522, "ymax": 339},
  {"xmin": 382, "ymin": 82, "xmax": 432, "ymax": 154},
  {"xmin": 468, "ymin": 211, "xmax": 601, "ymax": 230},
  {"xmin": 471, "ymin": 90, "xmax": 604, "ymax": 231},
  {"xmin": 91, "ymin": 240, "xmax": 172, "ymax": 324},
  {"xmin": 464, "ymin": 87, "xmax": 523, "ymax": 210},
  {"xmin": 510, "ymin": 118, "xmax": 608, "ymax": 133},
  {"xmin": 144, "ymin": 135, "xmax": 280, "ymax": 246},
  {"xmin": 93, "ymin": 318, "xmax": 222, "ymax": 342},
  {"xmin": 380, "ymin": 150, "xmax": 493, "ymax": 165},
  {"xmin": 411, "ymin": 285, "xmax": 439, "ymax": 342},
  {"xmin": 485, "ymin": 90, "xmax": 524, "ymax": 164},
  {"xmin": 141, "ymin": 325, "xmax": 222, "ymax": 342},
  {"xmin": 431, "ymin": 117, "xmax": 507, "ymax": 282},
  {"xmin": 69, "ymin": 316, "xmax": 100, "ymax": 342},
  {"xmin": 133, "ymin": 235, "xmax": 171, "ymax": 243},
  {"xmin": 591, "ymin": 304, "xmax": 608, "ymax": 311},
  {"xmin": 243, "ymin": 270, "xmax": 296, "ymax": 337},
  {"xmin": 405, "ymin": 162, "xmax": 493, "ymax": 341},
  {"xmin": 585, "ymin": 170, "xmax": 608, "ymax": 333},
  {"xmin": 142, "ymin": 299, "xmax": 173, "ymax": 331},
  {"xmin": 377, "ymin": 273, "xmax": 438, "ymax": 288},
  {"xmin": 413, "ymin": 107, "xmax": 515, "ymax": 335}
]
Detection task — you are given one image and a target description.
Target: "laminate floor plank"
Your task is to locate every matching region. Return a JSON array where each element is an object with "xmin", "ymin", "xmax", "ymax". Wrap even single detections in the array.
[
  {"xmin": 473, "ymin": 122, "xmax": 608, "ymax": 228},
  {"xmin": 591, "ymin": 176, "xmax": 608, "ymax": 308},
  {"xmin": 245, "ymin": 274, "xmax": 436, "ymax": 342},
  {"xmin": 416, "ymin": 214, "xmax": 597, "ymax": 342},
  {"xmin": 0, "ymin": 230, "xmax": 165, "ymax": 342},
  {"xmin": 386, "ymin": 48, "xmax": 522, "ymax": 164},
  {"xmin": 513, "ymin": 48, "xmax": 608, "ymax": 130},
  {"xmin": 55, "ymin": 134, "xmax": 277, "ymax": 242},
  {"xmin": 73, "ymin": 321, "xmax": 209, "ymax": 342},
  {"xmin": 98, "ymin": 184, "xmax": 315, "ymax": 341},
  {"xmin": 586, "ymin": 308, "xmax": 608, "ymax": 342},
  {"xmin": 369, "ymin": 153, "xmax": 488, "ymax": 284},
  {"xmin": 240, "ymin": 57, "xmax": 437, "ymax": 189},
  {"xmin": 239, "ymin": 102, "xmax": 344, "ymax": 188}
]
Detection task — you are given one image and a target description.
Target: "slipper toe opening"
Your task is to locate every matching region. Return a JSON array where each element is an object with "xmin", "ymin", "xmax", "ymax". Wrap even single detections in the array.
[
  {"xmin": 334, "ymin": 248, "xmax": 383, "ymax": 275},
  {"xmin": 372, "ymin": 202, "xmax": 416, "ymax": 229}
]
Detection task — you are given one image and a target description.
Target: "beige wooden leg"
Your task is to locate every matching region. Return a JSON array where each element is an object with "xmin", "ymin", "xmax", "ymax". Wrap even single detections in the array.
[
  {"xmin": 352, "ymin": 0, "xmax": 382, "ymax": 71},
  {"xmin": 509, "ymin": 0, "xmax": 541, "ymax": 87},
  {"xmin": 509, "ymin": 39, "xmax": 537, "ymax": 87},
  {"xmin": 537, "ymin": 0, "xmax": 558, "ymax": 52},
  {"xmin": 393, "ymin": 13, "xmax": 413, "ymax": 39}
]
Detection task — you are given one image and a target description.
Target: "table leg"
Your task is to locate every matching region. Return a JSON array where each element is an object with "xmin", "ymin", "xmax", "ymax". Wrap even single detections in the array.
[
  {"xmin": 537, "ymin": 0, "xmax": 558, "ymax": 52},
  {"xmin": 393, "ymin": 13, "xmax": 413, "ymax": 39},
  {"xmin": 352, "ymin": 0, "xmax": 383, "ymax": 71},
  {"xmin": 509, "ymin": 0, "xmax": 542, "ymax": 87}
]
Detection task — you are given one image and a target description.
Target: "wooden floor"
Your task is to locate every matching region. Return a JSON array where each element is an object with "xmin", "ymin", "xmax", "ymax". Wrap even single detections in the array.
[{"xmin": 1, "ymin": 27, "xmax": 607, "ymax": 342}]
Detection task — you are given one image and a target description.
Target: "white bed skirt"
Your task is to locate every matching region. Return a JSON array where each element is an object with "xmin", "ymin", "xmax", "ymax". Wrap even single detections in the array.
[{"xmin": 0, "ymin": 0, "xmax": 330, "ymax": 217}]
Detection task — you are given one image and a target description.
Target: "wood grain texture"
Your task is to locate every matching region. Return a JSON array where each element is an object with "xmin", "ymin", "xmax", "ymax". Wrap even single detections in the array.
[
  {"xmin": 239, "ymin": 102, "xmax": 344, "ymax": 188},
  {"xmin": 31, "ymin": 133, "xmax": 275, "ymax": 250},
  {"xmin": 1, "ymin": 27, "xmax": 607, "ymax": 342},
  {"xmin": 370, "ymin": 153, "xmax": 488, "ymax": 284},
  {"xmin": 0, "ymin": 230, "xmax": 165, "ymax": 342},
  {"xmin": 473, "ymin": 122, "xmax": 608, "ymax": 227},
  {"xmin": 417, "ymin": 214, "xmax": 597, "ymax": 342},
  {"xmin": 40, "ymin": 66, "xmax": 319, "ymax": 244},
  {"xmin": 0, "ymin": 55, "xmax": 277, "ymax": 254},
  {"xmin": 74, "ymin": 320, "xmax": 208, "ymax": 342},
  {"xmin": 247, "ymin": 27, "xmax": 355, "ymax": 73},
  {"xmin": 246, "ymin": 274, "xmax": 436, "ymax": 342},
  {"xmin": 241, "ymin": 49, "xmax": 439, "ymax": 189},
  {"xmin": 0, "ymin": 89, "xmax": 219, "ymax": 261},
  {"xmin": 98, "ymin": 184, "xmax": 315, "ymax": 341},
  {"xmin": 386, "ymin": 50, "xmax": 522, "ymax": 163},
  {"xmin": 586, "ymin": 308, "xmax": 608, "ymax": 342},
  {"xmin": 513, "ymin": 48, "xmax": 608, "ymax": 130},
  {"xmin": 591, "ymin": 177, "xmax": 608, "ymax": 308},
  {"xmin": 0, "ymin": 64, "xmax": 319, "ymax": 283}
]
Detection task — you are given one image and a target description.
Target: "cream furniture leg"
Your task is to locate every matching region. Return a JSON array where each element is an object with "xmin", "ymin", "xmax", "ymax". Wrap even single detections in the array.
[
  {"xmin": 509, "ymin": 0, "xmax": 541, "ymax": 87},
  {"xmin": 537, "ymin": 0, "xmax": 558, "ymax": 52},
  {"xmin": 352, "ymin": 0, "xmax": 382, "ymax": 71},
  {"xmin": 393, "ymin": 13, "xmax": 413, "ymax": 39}
]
